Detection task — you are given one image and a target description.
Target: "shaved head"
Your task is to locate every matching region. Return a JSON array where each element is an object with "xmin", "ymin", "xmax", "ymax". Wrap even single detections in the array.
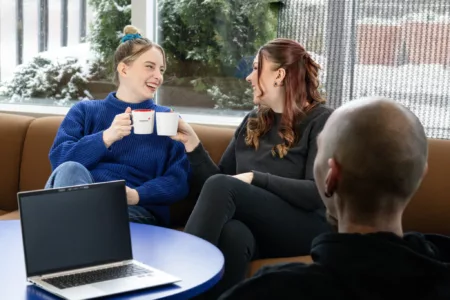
[{"xmin": 314, "ymin": 97, "xmax": 428, "ymax": 222}]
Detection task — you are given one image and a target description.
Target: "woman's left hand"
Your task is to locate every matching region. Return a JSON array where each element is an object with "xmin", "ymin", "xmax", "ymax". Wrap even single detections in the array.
[
  {"xmin": 232, "ymin": 172, "xmax": 254, "ymax": 184},
  {"xmin": 126, "ymin": 186, "xmax": 140, "ymax": 205}
]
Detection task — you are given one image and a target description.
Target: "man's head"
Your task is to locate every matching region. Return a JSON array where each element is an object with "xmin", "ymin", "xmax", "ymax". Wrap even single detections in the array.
[{"xmin": 313, "ymin": 97, "xmax": 428, "ymax": 230}]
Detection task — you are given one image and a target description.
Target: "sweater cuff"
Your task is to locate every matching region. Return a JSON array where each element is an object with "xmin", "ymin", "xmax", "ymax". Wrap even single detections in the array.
[
  {"xmin": 186, "ymin": 142, "xmax": 209, "ymax": 165},
  {"xmin": 251, "ymin": 171, "xmax": 269, "ymax": 189},
  {"xmin": 89, "ymin": 131, "xmax": 110, "ymax": 155}
]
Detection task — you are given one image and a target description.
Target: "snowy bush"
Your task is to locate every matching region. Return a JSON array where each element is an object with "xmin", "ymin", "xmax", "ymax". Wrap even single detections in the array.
[
  {"xmin": 205, "ymin": 78, "xmax": 255, "ymax": 110},
  {"xmin": 0, "ymin": 56, "xmax": 91, "ymax": 103}
]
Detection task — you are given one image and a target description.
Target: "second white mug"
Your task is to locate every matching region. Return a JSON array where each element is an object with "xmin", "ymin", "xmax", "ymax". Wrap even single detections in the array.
[{"xmin": 156, "ymin": 112, "xmax": 179, "ymax": 136}]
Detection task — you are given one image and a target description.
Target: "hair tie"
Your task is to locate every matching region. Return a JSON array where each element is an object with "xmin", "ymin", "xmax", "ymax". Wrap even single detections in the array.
[{"xmin": 121, "ymin": 33, "xmax": 142, "ymax": 43}]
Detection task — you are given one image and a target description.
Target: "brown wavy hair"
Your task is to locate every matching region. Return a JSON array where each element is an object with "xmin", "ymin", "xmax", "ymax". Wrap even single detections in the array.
[{"xmin": 245, "ymin": 38, "xmax": 325, "ymax": 158}]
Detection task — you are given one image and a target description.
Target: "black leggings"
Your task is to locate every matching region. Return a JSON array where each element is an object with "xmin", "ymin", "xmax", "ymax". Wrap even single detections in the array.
[{"xmin": 184, "ymin": 174, "xmax": 331, "ymax": 299}]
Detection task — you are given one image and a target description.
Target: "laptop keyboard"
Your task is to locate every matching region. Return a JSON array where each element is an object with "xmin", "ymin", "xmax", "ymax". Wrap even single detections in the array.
[{"xmin": 43, "ymin": 264, "xmax": 152, "ymax": 289}]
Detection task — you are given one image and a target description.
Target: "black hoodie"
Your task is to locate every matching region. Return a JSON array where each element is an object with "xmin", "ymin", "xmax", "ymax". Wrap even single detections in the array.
[{"xmin": 219, "ymin": 232, "xmax": 450, "ymax": 300}]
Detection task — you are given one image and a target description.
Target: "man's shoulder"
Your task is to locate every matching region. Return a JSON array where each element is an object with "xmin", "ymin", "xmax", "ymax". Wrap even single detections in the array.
[{"xmin": 219, "ymin": 262, "xmax": 336, "ymax": 300}]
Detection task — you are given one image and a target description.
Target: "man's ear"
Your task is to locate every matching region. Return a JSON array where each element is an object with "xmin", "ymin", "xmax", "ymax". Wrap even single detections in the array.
[
  {"xmin": 422, "ymin": 162, "xmax": 429, "ymax": 179},
  {"xmin": 117, "ymin": 61, "xmax": 128, "ymax": 79},
  {"xmin": 325, "ymin": 158, "xmax": 340, "ymax": 197}
]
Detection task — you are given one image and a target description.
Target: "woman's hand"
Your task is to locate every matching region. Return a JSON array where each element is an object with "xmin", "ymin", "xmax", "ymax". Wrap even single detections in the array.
[
  {"xmin": 126, "ymin": 186, "xmax": 139, "ymax": 205},
  {"xmin": 171, "ymin": 118, "xmax": 200, "ymax": 152},
  {"xmin": 103, "ymin": 107, "xmax": 132, "ymax": 148},
  {"xmin": 232, "ymin": 172, "xmax": 254, "ymax": 184}
]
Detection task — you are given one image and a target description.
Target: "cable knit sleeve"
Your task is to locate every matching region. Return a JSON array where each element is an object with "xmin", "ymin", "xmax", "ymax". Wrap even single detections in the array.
[{"xmin": 49, "ymin": 103, "xmax": 110, "ymax": 170}]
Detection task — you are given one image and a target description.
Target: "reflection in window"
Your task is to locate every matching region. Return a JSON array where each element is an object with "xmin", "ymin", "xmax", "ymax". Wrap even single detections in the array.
[{"xmin": 279, "ymin": 0, "xmax": 449, "ymax": 139}]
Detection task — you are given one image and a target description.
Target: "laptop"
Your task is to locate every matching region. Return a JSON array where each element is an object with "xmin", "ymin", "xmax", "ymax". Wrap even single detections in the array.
[{"xmin": 17, "ymin": 180, "xmax": 181, "ymax": 300}]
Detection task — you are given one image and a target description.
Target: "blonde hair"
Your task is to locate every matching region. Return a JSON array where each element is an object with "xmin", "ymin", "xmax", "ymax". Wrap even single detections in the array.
[{"xmin": 113, "ymin": 25, "xmax": 166, "ymax": 86}]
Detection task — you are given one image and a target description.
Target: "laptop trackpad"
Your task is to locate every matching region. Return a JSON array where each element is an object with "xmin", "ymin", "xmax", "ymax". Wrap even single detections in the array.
[{"xmin": 92, "ymin": 277, "xmax": 150, "ymax": 293}]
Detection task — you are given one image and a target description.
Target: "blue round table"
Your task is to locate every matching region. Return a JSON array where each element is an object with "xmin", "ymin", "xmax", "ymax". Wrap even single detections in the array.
[{"xmin": 0, "ymin": 220, "xmax": 224, "ymax": 299}]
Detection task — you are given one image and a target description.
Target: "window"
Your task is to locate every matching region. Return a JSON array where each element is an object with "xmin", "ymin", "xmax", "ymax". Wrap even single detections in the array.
[
  {"xmin": 278, "ymin": 0, "xmax": 450, "ymax": 139},
  {"xmin": 0, "ymin": 0, "xmax": 95, "ymax": 107},
  {"xmin": 0, "ymin": 0, "xmax": 279, "ymax": 125},
  {"xmin": 155, "ymin": 0, "xmax": 278, "ymax": 119},
  {"xmin": 0, "ymin": 0, "xmax": 449, "ymax": 134}
]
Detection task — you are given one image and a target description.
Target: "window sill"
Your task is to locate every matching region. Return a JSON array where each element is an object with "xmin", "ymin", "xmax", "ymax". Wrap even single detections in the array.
[{"xmin": 0, "ymin": 103, "xmax": 243, "ymax": 128}]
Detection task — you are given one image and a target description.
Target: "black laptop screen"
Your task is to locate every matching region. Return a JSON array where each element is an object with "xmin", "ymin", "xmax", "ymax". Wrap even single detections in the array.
[{"xmin": 19, "ymin": 181, "xmax": 133, "ymax": 277}]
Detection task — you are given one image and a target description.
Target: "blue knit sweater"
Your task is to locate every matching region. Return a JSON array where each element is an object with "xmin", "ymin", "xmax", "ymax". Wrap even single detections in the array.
[{"xmin": 49, "ymin": 92, "xmax": 190, "ymax": 225}]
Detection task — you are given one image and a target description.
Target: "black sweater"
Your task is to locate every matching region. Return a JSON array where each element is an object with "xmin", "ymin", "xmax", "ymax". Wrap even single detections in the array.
[
  {"xmin": 219, "ymin": 232, "xmax": 450, "ymax": 300},
  {"xmin": 187, "ymin": 104, "xmax": 333, "ymax": 212}
]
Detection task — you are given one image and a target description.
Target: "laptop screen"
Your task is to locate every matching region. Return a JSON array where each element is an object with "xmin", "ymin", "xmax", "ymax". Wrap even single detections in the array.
[{"xmin": 18, "ymin": 180, "xmax": 133, "ymax": 277}]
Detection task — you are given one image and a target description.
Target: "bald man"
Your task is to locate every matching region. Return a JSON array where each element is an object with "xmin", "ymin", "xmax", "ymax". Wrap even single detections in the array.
[{"xmin": 219, "ymin": 97, "xmax": 450, "ymax": 300}]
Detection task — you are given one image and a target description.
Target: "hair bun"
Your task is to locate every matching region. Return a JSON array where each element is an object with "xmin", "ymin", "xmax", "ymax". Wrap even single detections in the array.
[{"xmin": 123, "ymin": 25, "xmax": 140, "ymax": 35}]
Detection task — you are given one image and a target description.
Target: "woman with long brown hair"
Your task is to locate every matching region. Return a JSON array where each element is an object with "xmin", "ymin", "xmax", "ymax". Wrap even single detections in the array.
[{"xmin": 172, "ymin": 38, "xmax": 333, "ymax": 298}]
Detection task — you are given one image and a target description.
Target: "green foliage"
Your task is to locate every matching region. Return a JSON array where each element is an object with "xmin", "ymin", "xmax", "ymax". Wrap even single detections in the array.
[
  {"xmin": 158, "ymin": 0, "xmax": 278, "ymax": 109},
  {"xmin": 88, "ymin": 0, "xmax": 131, "ymax": 78},
  {"xmin": 159, "ymin": 0, "xmax": 278, "ymax": 77}
]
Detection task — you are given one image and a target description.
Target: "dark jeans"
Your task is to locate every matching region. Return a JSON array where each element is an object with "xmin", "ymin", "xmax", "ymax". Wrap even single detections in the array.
[
  {"xmin": 45, "ymin": 161, "xmax": 159, "ymax": 225},
  {"xmin": 184, "ymin": 174, "xmax": 331, "ymax": 299}
]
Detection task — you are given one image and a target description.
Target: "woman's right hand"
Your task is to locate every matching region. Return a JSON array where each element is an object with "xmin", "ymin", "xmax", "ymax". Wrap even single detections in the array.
[
  {"xmin": 103, "ymin": 107, "xmax": 132, "ymax": 148},
  {"xmin": 171, "ymin": 118, "xmax": 200, "ymax": 152}
]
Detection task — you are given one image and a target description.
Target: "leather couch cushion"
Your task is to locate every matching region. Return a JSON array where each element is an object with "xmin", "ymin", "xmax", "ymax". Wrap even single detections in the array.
[
  {"xmin": 19, "ymin": 117, "xmax": 63, "ymax": 192},
  {"xmin": 403, "ymin": 138, "xmax": 450, "ymax": 235},
  {"xmin": 191, "ymin": 124, "xmax": 234, "ymax": 164},
  {"xmin": 0, "ymin": 113, "xmax": 34, "ymax": 211}
]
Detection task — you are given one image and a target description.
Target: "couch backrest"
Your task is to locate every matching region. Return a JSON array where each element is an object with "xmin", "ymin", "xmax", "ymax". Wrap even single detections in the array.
[
  {"xmin": 19, "ymin": 117, "xmax": 63, "ymax": 192},
  {"xmin": 191, "ymin": 124, "xmax": 235, "ymax": 164},
  {"xmin": 13, "ymin": 117, "xmax": 236, "ymax": 227},
  {"xmin": 0, "ymin": 113, "xmax": 34, "ymax": 212},
  {"xmin": 2, "ymin": 113, "xmax": 450, "ymax": 235},
  {"xmin": 403, "ymin": 138, "xmax": 450, "ymax": 234},
  {"xmin": 15, "ymin": 118, "xmax": 236, "ymax": 192}
]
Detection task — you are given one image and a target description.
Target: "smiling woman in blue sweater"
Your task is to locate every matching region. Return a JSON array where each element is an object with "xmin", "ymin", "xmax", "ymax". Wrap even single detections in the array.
[{"xmin": 45, "ymin": 25, "xmax": 190, "ymax": 226}]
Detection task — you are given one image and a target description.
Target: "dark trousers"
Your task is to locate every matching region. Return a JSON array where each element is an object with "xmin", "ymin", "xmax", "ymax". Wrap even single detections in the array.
[{"xmin": 184, "ymin": 174, "xmax": 331, "ymax": 299}]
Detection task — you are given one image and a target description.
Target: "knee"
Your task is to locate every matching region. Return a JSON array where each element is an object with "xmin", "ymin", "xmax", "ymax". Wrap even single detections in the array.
[
  {"xmin": 195, "ymin": 174, "xmax": 236, "ymax": 209},
  {"xmin": 53, "ymin": 161, "xmax": 90, "ymax": 178},
  {"xmin": 203, "ymin": 174, "xmax": 236, "ymax": 193}
]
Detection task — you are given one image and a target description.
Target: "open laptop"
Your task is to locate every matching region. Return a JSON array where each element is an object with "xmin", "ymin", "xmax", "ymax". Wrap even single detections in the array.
[{"xmin": 17, "ymin": 180, "xmax": 180, "ymax": 300}]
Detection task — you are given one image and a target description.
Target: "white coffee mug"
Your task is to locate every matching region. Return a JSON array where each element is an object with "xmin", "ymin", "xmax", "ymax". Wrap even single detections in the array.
[
  {"xmin": 156, "ymin": 112, "xmax": 179, "ymax": 136},
  {"xmin": 132, "ymin": 109, "xmax": 155, "ymax": 134}
]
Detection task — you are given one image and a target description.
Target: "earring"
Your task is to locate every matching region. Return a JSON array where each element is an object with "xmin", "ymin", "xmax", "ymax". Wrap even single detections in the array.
[
  {"xmin": 274, "ymin": 82, "xmax": 278, "ymax": 87},
  {"xmin": 325, "ymin": 191, "xmax": 332, "ymax": 198}
]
